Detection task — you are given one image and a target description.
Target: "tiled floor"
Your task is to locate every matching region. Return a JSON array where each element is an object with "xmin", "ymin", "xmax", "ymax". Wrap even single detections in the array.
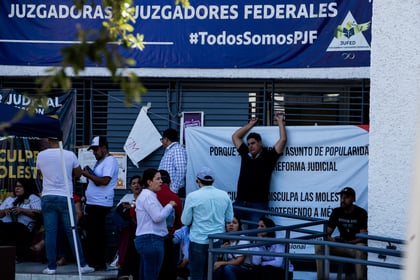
[{"xmin": 15, "ymin": 262, "xmax": 118, "ymax": 280}]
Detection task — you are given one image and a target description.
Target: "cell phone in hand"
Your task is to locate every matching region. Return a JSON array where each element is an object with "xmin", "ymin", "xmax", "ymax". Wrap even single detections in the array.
[{"xmin": 85, "ymin": 166, "xmax": 96, "ymax": 176}]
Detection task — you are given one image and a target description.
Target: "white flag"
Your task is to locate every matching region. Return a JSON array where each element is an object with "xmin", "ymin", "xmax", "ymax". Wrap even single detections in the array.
[{"xmin": 124, "ymin": 106, "xmax": 162, "ymax": 167}]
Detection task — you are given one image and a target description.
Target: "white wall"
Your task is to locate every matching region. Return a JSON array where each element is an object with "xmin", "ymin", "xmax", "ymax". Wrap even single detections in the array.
[
  {"xmin": 0, "ymin": 65, "xmax": 370, "ymax": 79},
  {"xmin": 369, "ymin": 0, "xmax": 420, "ymax": 279}
]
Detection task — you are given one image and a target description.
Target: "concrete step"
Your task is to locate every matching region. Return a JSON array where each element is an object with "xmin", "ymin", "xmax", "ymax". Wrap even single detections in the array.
[{"xmin": 15, "ymin": 262, "xmax": 118, "ymax": 280}]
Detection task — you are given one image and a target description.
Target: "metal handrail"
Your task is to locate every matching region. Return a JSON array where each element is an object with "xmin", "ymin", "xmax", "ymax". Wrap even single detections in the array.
[
  {"xmin": 206, "ymin": 205, "xmax": 405, "ymax": 280},
  {"xmin": 356, "ymin": 233, "xmax": 406, "ymax": 245}
]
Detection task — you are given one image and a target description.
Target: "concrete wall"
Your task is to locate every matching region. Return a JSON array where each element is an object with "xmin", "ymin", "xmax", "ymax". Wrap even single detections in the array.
[{"xmin": 369, "ymin": 0, "xmax": 420, "ymax": 279}]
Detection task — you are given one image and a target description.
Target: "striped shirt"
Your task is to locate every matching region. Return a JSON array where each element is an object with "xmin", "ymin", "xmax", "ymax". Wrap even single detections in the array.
[{"xmin": 158, "ymin": 142, "xmax": 187, "ymax": 193}]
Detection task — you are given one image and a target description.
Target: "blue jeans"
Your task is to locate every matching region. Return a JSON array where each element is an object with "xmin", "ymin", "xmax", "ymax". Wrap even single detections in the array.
[
  {"xmin": 233, "ymin": 200, "xmax": 268, "ymax": 229},
  {"xmin": 189, "ymin": 242, "xmax": 209, "ymax": 280},
  {"xmin": 41, "ymin": 195, "xmax": 87, "ymax": 270},
  {"xmin": 134, "ymin": 234, "xmax": 165, "ymax": 280},
  {"xmin": 189, "ymin": 241, "xmax": 220, "ymax": 280},
  {"xmin": 213, "ymin": 264, "xmax": 251, "ymax": 280}
]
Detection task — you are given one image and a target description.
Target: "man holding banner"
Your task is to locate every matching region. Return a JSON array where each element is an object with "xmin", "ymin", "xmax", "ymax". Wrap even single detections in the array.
[{"xmin": 231, "ymin": 113, "xmax": 287, "ymax": 228}]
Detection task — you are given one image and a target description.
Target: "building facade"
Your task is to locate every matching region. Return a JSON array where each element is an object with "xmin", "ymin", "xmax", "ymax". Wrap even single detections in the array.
[{"xmin": 2, "ymin": 0, "xmax": 420, "ymax": 279}]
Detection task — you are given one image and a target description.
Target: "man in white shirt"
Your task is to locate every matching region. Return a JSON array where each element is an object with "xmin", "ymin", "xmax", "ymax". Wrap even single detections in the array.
[
  {"xmin": 82, "ymin": 136, "xmax": 119, "ymax": 270},
  {"xmin": 37, "ymin": 132, "xmax": 94, "ymax": 275}
]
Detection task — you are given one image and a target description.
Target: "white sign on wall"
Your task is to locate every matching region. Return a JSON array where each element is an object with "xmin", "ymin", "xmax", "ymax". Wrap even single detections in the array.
[{"xmin": 78, "ymin": 147, "xmax": 127, "ymax": 189}]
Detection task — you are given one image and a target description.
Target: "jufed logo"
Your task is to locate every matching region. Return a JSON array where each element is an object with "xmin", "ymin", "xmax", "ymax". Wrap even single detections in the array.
[{"xmin": 327, "ymin": 11, "xmax": 371, "ymax": 52}]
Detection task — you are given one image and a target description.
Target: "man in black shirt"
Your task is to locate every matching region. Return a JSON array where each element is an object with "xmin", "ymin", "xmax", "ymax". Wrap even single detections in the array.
[
  {"xmin": 315, "ymin": 187, "xmax": 368, "ymax": 280},
  {"xmin": 231, "ymin": 113, "xmax": 287, "ymax": 228}
]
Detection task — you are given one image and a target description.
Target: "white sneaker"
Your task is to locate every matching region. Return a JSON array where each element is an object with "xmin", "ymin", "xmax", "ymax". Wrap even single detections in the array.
[
  {"xmin": 80, "ymin": 265, "xmax": 95, "ymax": 274},
  {"xmin": 42, "ymin": 268, "xmax": 56, "ymax": 274},
  {"xmin": 110, "ymin": 253, "xmax": 119, "ymax": 267}
]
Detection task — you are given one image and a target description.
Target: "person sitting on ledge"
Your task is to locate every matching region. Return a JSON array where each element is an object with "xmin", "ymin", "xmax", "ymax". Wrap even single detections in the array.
[
  {"xmin": 0, "ymin": 178, "xmax": 41, "ymax": 262},
  {"xmin": 315, "ymin": 187, "xmax": 368, "ymax": 280}
]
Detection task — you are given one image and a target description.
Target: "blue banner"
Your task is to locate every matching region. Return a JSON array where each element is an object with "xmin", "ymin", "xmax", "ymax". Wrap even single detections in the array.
[
  {"xmin": 0, "ymin": 90, "xmax": 76, "ymax": 193},
  {"xmin": 0, "ymin": 0, "xmax": 372, "ymax": 68},
  {"xmin": 0, "ymin": 89, "xmax": 76, "ymax": 149}
]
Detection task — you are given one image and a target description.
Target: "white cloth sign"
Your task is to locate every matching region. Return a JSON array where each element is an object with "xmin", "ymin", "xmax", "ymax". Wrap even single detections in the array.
[
  {"xmin": 124, "ymin": 106, "xmax": 162, "ymax": 167},
  {"xmin": 185, "ymin": 125, "xmax": 369, "ymax": 249}
]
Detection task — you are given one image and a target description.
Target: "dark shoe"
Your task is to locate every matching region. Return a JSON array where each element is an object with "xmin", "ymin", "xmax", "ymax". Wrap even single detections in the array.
[
  {"xmin": 94, "ymin": 264, "xmax": 108, "ymax": 271},
  {"xmin": 56, "ymin": 256, "xmax": 66, "ymax": 266}
]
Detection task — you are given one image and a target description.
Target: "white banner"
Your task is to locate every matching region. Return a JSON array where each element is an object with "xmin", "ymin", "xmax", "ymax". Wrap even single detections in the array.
[
  {"xmin": 124, "ymin": 106, "xmax": 162, "ymax": 167},
  {"xmin": 185, "ymin": 125, "xmax": 368, "ymax": 249}
]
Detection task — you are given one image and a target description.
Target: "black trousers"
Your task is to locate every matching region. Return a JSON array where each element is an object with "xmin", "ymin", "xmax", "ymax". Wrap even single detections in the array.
[
  {"xmin": 252, "ymin": 265, "xmax": 293, "ymax": 280},
  {"xmin": 158, "ymin": 236, "xmax": 178, "ymax": 280},
  {"xmin": 0, "ymin": 222, "xmax": 32, "ymax": 261},
  {"xmin": 85, "ymin": 204, "xmax": 111, "ymax": 270}
]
